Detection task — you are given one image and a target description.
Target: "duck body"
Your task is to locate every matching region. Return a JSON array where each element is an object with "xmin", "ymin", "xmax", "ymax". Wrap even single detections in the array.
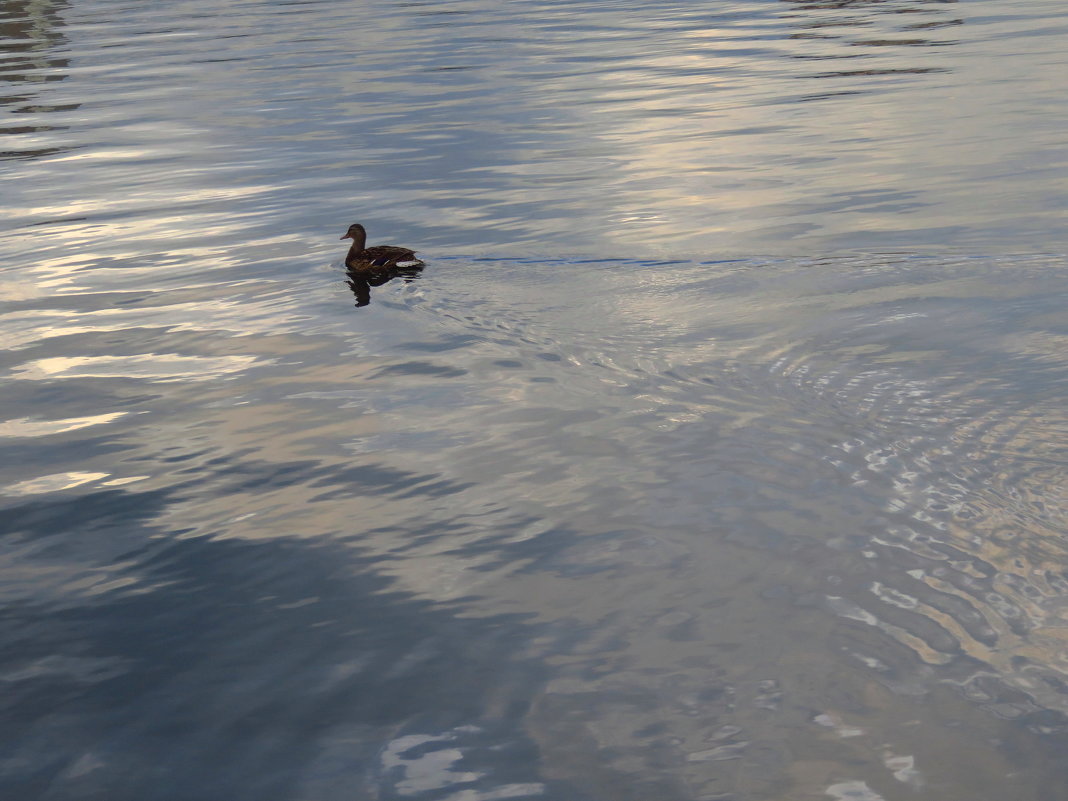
[{"xmin": 341, "ymin": 223, "xmax": 421, "ymax": 271}]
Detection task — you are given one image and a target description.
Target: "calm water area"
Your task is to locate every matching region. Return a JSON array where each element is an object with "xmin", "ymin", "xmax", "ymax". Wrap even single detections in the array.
[{"xmin": 3, "ymin": 0, "xmax": 1068, "ymax": 798}]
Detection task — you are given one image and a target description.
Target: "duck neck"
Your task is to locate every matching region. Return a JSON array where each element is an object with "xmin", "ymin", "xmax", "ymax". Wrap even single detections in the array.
[{"xmin": 347, "ymin": 229, "xmax": 367, "ymax": 253}]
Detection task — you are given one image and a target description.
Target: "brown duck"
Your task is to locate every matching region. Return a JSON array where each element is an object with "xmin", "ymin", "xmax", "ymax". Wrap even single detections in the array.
[{"xmin": 340, "ymin": 223, "xmax": 421, "ymax": 270}]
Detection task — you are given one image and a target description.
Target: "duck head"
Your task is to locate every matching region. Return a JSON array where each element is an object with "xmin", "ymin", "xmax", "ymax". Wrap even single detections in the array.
[{"xmin": 340, "ymin": 223, "xmax": 367, "ymax": 249}]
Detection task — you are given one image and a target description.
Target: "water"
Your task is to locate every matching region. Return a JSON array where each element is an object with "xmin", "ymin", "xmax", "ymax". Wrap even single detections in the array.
[{"xmin": 2, "ymin": 0, "xmax": 1068, "ymax": 799}]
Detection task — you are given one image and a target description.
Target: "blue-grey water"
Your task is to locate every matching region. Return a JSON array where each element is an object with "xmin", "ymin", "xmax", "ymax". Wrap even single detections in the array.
[{"xmin": 2, "ymin": 1, "xmax": 1068, "ymax": 799}]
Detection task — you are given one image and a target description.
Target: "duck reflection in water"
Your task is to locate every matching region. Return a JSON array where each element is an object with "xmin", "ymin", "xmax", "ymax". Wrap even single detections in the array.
[
  {"xmin": 340, "ymin": 222, "xmax": 424, "ymax": 307},
  {"xmin": 345, "ymin": 264, "xmax": 424, "ymax": 307}
]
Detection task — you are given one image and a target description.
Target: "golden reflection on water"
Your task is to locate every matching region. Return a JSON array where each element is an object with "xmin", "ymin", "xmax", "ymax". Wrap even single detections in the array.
[
  {"xmin": 9, "ymin": 353, "xmax": 262, "ymax": 381},
  {"xmin": 0, "ymin": 411, "xmax": 126, "ymax": 436}
]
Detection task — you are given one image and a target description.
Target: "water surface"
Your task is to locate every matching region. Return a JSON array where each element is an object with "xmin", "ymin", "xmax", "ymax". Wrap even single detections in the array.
[{"xmin": 3, "ymin": 1, "xmax": 1068, "ymax": 799}]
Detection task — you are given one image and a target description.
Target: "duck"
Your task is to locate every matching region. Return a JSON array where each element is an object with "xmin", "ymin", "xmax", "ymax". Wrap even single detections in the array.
[{"xmin": 340, "ymin": 223, "xmax": 421, "ymax": 270}]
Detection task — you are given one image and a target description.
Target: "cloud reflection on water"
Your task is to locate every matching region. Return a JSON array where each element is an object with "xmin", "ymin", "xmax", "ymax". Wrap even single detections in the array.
[
  {"xmin": 2, "ymin": 0, "xmax": 1068, "ymax": 798},
  {"xmin": 5, "ymin": 0, "xmax": 1065, "ymax": 256}
]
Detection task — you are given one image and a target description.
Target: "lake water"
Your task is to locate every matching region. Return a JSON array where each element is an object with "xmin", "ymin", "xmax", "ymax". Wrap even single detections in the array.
[{"xmin": 3, "ymin": 0, "xmax": 1068, "ymax": 799}]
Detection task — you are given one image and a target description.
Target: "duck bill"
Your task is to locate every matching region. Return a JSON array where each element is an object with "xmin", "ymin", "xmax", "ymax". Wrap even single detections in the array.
[{"xmin": 340, "ymin": 233, "xmax": 352, "ymax": 240}]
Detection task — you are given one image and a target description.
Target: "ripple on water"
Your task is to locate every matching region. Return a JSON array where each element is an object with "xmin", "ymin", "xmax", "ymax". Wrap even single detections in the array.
[{"xmin": 3, "ymin": 0, "xmax": 1068, "ymax": 796}]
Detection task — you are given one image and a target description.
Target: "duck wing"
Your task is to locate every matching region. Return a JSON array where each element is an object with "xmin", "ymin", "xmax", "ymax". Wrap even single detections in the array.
[{"xmin": 356, "ymin": 245, "xmax": 419, "ymax": 268}]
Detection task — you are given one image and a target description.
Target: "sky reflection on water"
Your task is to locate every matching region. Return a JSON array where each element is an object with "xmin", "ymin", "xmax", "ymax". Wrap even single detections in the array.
[
  {"xmin": 2, "ymin": 0, "xmax": 1068, "ymax": 799},
  {"xmin": 3, "ymin": 0, "xmax": 1067, "ymax": 257}
]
